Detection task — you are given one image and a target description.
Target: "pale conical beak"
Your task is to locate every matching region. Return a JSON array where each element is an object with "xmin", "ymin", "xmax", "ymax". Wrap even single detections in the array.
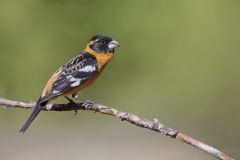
[{"xmin": 108, "ymin": 40, "xmax": 120, "ymax": 50}]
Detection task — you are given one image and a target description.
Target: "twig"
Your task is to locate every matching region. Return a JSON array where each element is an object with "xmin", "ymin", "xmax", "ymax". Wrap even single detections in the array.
[{"xmin": 0, "ymin": 97, "xmax": 235, "ymax": 160}]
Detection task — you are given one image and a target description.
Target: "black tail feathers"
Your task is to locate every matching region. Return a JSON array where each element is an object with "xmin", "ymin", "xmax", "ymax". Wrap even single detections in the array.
[{"xmin": 19, "ymin": 98, "xmax": 47, "ymax": 134}]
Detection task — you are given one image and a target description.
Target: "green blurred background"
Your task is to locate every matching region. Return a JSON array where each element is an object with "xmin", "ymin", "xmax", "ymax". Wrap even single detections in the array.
[{"xmin": 0, "ymin": 0, "xmax": 239, "ymax": 159}]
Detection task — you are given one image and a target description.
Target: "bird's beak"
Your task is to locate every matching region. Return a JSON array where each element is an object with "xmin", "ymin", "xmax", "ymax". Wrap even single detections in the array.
[{"xmin": 108, "ymin": 40, "xmax": 120, "ymax": 50}]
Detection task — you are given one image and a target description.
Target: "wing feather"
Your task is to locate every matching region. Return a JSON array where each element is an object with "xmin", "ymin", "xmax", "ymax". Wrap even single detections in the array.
[{"xmin": 41, "ymin": 52, "xmax": 98, "ymax": 102}]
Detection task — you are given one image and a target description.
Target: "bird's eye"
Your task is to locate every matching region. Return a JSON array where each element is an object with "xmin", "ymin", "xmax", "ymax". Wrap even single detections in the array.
[{"xmin": 100, "ymin": 40, "xmax": 106, "ymax": 44}]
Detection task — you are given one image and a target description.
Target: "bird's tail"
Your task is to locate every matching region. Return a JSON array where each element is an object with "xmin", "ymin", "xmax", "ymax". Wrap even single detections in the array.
[{"xmin": 19, "ymin": 98, "xmax": 47, "ymax": 134}]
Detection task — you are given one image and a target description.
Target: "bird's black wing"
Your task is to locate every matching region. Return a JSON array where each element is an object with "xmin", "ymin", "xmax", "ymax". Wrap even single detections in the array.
[
  {"xmin": 19, "ymin": 52, "xmax": 98, "ymax": 134},
  {"xmin": 41, "ymin": 51, "xmax": 98, "ymax": 102}
]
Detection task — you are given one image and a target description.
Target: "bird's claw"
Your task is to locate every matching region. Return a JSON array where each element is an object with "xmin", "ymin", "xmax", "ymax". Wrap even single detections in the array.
[{"xmin": 83, "ymin": 100, "xmax": 95, "ymax": 109}]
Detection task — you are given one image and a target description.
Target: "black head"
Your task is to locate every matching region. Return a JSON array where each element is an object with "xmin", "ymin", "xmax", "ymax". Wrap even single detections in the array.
[{"xmin": 89, "ymin": 35, "xmax": 120, "ymax": 53}]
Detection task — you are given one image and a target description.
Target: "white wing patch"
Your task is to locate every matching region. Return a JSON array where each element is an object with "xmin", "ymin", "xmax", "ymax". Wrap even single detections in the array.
[
  {"xmin": 67, "ymin": 75, "xmax": 78, "ymax": 82},
  {"xmin": 78, "ymin": 65, "xmax": 96, "ymax": 72},
  {"xmin": 52, "ymin": 90, "xmax": 60, "ymax": 94},
  {"xmin": 71, "ymin": 80, "xmax": 81, "ymax": 87},
  {"xmin": 66, "ymin": 65, "xmax": 97, "ymax": 87},
  {"xmin": 66, "ymin": 75, "xmax": 82, "ymax": 87}
]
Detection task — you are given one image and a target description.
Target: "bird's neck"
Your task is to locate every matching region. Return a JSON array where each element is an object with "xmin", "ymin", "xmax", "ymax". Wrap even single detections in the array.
[{"xmin": 84, "ymin": 47, "xmax": 113, "ymax": 71}]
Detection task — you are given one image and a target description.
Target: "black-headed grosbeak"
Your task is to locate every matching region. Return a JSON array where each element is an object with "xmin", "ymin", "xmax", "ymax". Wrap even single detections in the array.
[{"xmin": 19, "ymin": 35, "xmax": 120, "ymax": 134}]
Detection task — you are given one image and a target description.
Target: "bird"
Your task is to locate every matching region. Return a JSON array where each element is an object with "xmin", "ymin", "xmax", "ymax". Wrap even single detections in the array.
[{"xmin": 19, "ymin": 35, "xmax": 120, "ymax": 134}]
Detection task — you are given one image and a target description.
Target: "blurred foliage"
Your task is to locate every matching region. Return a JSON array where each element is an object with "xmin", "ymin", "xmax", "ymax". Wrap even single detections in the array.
[{"xmin": 0, "ymin": 0, "xmax": 239, "ymax": 159}]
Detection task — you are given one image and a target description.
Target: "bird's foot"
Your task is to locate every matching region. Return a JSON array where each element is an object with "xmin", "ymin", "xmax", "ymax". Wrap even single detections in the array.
[{"xmin": 82, "ymin": 100, "xmax": 95, "ymax": 109}]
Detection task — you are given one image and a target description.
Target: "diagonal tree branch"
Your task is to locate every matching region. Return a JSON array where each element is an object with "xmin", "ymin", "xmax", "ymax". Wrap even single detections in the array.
[{"xmin": 0, "ymin": 97, "xmax": 234, "ymax": 160}]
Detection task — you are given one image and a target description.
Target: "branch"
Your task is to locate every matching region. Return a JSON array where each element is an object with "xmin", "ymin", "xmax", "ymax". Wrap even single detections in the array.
[{"xmin": 0, "ymin": 97, "xmax": 234, "ymax": 160}]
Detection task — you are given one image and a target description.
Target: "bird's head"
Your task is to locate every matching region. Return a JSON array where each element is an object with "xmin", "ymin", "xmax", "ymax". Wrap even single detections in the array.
[{"xmin": 87, "ymin": 35, "xmax": 120, "ymax": 54}]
